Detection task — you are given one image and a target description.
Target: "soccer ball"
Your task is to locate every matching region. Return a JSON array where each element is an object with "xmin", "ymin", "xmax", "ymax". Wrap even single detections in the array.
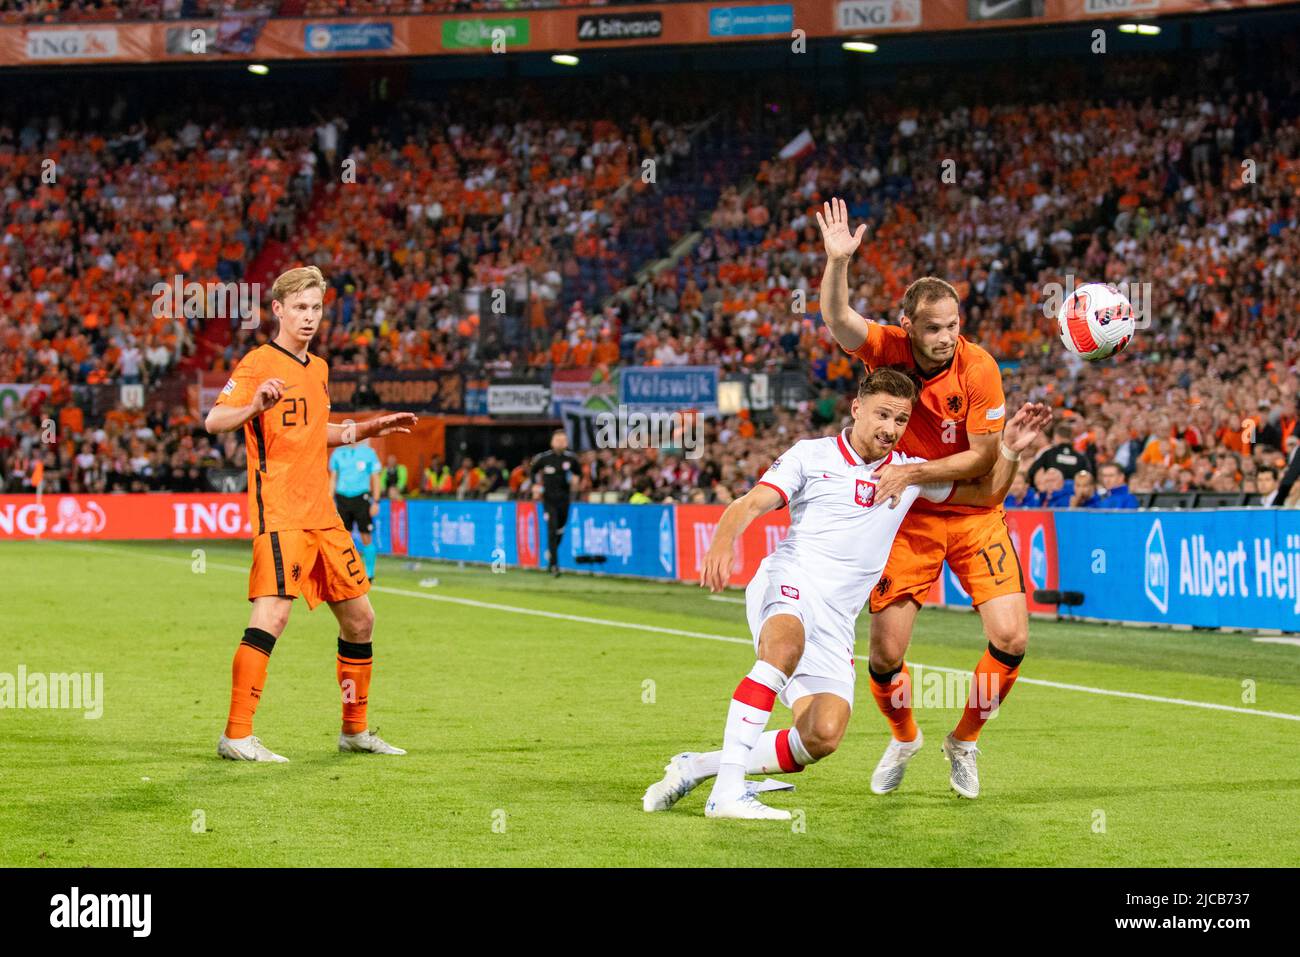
[{"xmin": 1056, "ymin": 283, "xmax": 1135, "ymax": 361}]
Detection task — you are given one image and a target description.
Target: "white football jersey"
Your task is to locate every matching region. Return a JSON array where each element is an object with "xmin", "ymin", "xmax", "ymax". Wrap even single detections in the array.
[{"xmin": 755, "ymin": 429, "xmax": 953, "ymax": 615}]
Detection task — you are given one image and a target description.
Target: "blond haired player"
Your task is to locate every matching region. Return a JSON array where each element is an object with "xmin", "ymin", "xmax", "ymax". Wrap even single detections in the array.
[
  {"xmin": 641, "ymin": 369, "xmax": 1051, "ymax": 819},
  {"xmin": 206, "ymin": 266, "xmax": 416, "ymax": 762},
  {"xmin": 817, "ymin": 197, "xmax": 1029, "ymax": 799}
]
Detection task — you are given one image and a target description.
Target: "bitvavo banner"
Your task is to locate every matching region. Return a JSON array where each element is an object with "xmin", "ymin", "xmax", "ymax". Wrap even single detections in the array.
[{"xmin": 1054, "ymin": 509, "xmax": 1300, "ymax": 632}]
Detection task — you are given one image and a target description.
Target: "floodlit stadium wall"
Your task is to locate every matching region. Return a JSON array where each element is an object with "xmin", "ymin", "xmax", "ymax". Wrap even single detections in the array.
[
  {"xmin": 8, "ymin": 494, "xmax": 1296, "ymax": 632},
  {"xmin": 3, "ymin": 0, "xmax": 1293, "ymax": 68}
]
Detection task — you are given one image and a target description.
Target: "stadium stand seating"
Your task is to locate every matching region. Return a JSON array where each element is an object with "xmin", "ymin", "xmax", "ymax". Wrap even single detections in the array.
[{"xmin": 1, "ymin": 41, "xmax": 1297, "ymax": 504}]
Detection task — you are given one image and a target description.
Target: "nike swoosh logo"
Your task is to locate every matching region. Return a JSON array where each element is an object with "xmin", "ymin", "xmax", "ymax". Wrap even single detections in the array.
[
  {"xmin": 977, "ymin": 0, "xmax": 1023, "ymax": 16},
  {"xmin": 740, "ymin": 717, "xmax": 764, "ymax": 724},
  {"xmin": 993, "ymin": 576, "xmax": 1011, "ymax": 586}
]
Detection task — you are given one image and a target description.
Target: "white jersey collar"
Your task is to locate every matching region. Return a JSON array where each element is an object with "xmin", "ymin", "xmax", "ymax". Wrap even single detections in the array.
[{"xmin": 837, "ymin": 429, "xmax": 895, "ymax": 471}]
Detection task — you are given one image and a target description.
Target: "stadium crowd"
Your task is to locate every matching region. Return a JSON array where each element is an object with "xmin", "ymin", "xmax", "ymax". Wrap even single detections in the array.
[
  {"xmin": 2, "ymin": 50, "xmax": 1298, "ymax": 504},
  {"xmin": 214, "ymin": 93, "xmax": 701, "ymax": 379},
  {"xmin": 2, "ymin": 0, "xmax": 276, "ymax": 23}
]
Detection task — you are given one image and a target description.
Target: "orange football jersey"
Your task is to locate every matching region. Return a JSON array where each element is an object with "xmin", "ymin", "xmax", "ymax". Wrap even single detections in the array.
[
  {"xmin": 215, "ymin": 343, "xmax": 340, "ymax": 534},
  {"xmin": 849, "ymin": 322, "xmax": 1006, "ymax": 513}
]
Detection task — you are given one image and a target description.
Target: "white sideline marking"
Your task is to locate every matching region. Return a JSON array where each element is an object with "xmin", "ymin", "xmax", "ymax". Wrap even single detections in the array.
[
  {"xmin": 51, "ymin": 543, "xmax": 1300, "ymax": 722},
  {"xmin": 907, "ymin": 662, "xmax": 1300, "ymax": 723},
  {"xmin": 707, "ymin": 595, "xmax": 746, "ymax": 604},
  {"xmin": 378, "ymin": 586, "xmax": 753, "ymax": 645},
  {"xmin": 1253, "ymin": 637, "xmax": 1300, "ymax": 647}
]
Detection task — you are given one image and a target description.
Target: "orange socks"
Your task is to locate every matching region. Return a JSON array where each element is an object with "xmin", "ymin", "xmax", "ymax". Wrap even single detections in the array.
[
  {"xmin": 953, "ymin": 642, "xmax": 1023, "ymax": 742},
  {"xmin": 337, "ymin": 637, "xmax": 373, "ymax": 735},
  {"xmin": 225, "ymin": 627, "xmax": 276, "ymax": 739},
  {"xmin": 868, "ymin": 663, "xmax": 919, "ymax": 742}
]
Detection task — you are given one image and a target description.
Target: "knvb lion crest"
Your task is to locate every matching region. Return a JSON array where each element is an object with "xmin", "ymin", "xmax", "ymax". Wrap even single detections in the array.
[
  {"xmin": 290, "ymin": 562, "xmax": 302, "ymax": 583},
  {"xmin": 946, "ymin": 394, "xmax": 964, "ymax": 415}
]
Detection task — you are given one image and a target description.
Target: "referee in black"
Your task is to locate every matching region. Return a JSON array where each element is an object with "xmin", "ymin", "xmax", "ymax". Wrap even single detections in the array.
[{"xmin": 530, "ymin": 429, "xmax": 581, "ymax": 576}]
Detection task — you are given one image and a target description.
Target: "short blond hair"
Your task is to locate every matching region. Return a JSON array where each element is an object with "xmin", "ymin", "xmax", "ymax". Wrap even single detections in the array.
[{"xmin": 270, "ymin": 265, "xmax": 328, "ymax": 303}]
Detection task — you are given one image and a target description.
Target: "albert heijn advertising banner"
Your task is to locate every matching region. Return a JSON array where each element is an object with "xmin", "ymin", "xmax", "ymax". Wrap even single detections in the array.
[
  {"xmin": 1054, "ymin": 509, "xmax": 1300, "ymax": 632},
  {"xmin": 399, "ymin": 499, "xmax": 675, "ymax": 578},
  {"xmin": 403, "ymin": 499, "xmax": 518, "ymax": 565},
  {"xmin": 540, "ymin": 503, "xmax": 678, "ymax": 579},
  {"xmin": 0, "ymin": 494, "xmax": 249, "ymax": 539}
]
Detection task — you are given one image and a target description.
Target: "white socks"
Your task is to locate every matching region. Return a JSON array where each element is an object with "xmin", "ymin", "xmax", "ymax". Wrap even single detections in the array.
[
  {"xmin": 690, "ymin": 726, "xmax": 815, "ymax": 779},
  {"xmin": 710, "ymin": 661, "xmax": 789, "ymax": 801}
]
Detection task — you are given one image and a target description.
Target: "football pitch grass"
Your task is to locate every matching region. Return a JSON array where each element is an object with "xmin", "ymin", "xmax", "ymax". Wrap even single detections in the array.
[{"xmin": 2, "ymin": 539, "xmax": 1298, "ymax": 868}]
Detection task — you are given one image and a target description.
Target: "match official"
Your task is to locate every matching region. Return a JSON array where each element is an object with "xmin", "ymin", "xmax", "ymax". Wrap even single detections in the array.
[{"xmin": 531, "ymin": 429, "xmax": 580, "ymax": 577}]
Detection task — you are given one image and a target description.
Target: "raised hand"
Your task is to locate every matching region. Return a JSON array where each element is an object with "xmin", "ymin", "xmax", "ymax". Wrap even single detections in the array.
[
  {"xmin": 251, "ymin": 378, "xmax": 287, "ymax": 413},
  {"xmin": 1002, "ymin": 403, "xmax": 1054, "ymax": 453},
  {"xmin": 815, "ymin": 197, "xmax": 867, "ymax": 262}
]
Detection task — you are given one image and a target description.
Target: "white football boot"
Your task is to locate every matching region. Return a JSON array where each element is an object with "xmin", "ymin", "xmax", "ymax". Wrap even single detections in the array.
[
  {"xmin": 869, "ymin": 729, "xmax": 924, "ymax": 795},
  {"xmin": 643, "ymin": 753, "xmax": 700, "ymax": 812},
  {"xmin": 941, "ymin": 732, "xmax": 981, "ymax": 799},
  {"xmin": 339, "ymin": 729, "xmax": 407, "ymax": 755},
  {"xmin": 642, "ymin": 754, "xmax": 797, "ymax": 812},
  {"xmin": 705, "ymin": 791, "xmax": 792, "ymax": 821},
  {"xmin": 218, "ymin": 734, "xmax": 289, "ymax": 763}
]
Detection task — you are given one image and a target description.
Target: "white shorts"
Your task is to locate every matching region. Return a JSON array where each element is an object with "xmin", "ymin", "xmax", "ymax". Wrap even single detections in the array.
[{"xmin": 745, "ymin": 560, "xmax": 857, "ymax": 709}]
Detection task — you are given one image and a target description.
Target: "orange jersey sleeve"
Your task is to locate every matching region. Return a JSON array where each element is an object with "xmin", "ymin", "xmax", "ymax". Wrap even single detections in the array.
[
  {"xmin": 216, "ymin": 349, "xmax": 265, "ymax": 409},
  {"xmin": 962, "ymin": 347, "xmax": 1007, "ymax": 436},
  {"xmin": 847, "ymin": 321, "xmax": 914, "ymax": 370}
]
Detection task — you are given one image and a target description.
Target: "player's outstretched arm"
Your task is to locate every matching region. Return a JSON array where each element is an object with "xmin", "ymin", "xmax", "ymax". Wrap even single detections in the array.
[
  {"xmin": 699, "ymin": 483, "xmax": 784, "ymax": 593},
  {"xmin": 816, "ymin": 197, "xmax": 870, "ymax": 353},
  {"xmin": 327, "ymin": 413, "xmax": 418, "ymax": 448},
  {"xmin": 948, "ymin": 403, "xmax": 1053, "ymax": 507}
]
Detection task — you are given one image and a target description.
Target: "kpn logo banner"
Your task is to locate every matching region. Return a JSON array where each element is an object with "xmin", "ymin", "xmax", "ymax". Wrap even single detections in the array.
[
  {"xmin": 441, "ymin": 17, "xmax": 530, "ymax": 50},
  {"xmin": 1054, "ymin": 510, "xmax": 1300, "ymax": 632}
]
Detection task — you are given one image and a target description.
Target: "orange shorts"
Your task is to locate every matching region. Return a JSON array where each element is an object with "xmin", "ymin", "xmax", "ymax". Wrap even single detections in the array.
[
  {"xmin": 869, "ymin": 508, "xmax": 1024, "ymax": 613},
  {"xmin": 248, "ymin": 526, "xmax": 370, "ymax": 609}
]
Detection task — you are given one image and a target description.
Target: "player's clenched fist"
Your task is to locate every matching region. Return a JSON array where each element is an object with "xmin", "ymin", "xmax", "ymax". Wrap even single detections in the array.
[
  {"xmin": 251, "ymin": 378, "xmax": 287, "ymax": 412},
  {"xmin": 699, "ymin": 536, "xmax": 735, "ymax": 593},
  {"xmin": 815, "ymin": 197, "xmax": 867, "ymax": 262}
]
